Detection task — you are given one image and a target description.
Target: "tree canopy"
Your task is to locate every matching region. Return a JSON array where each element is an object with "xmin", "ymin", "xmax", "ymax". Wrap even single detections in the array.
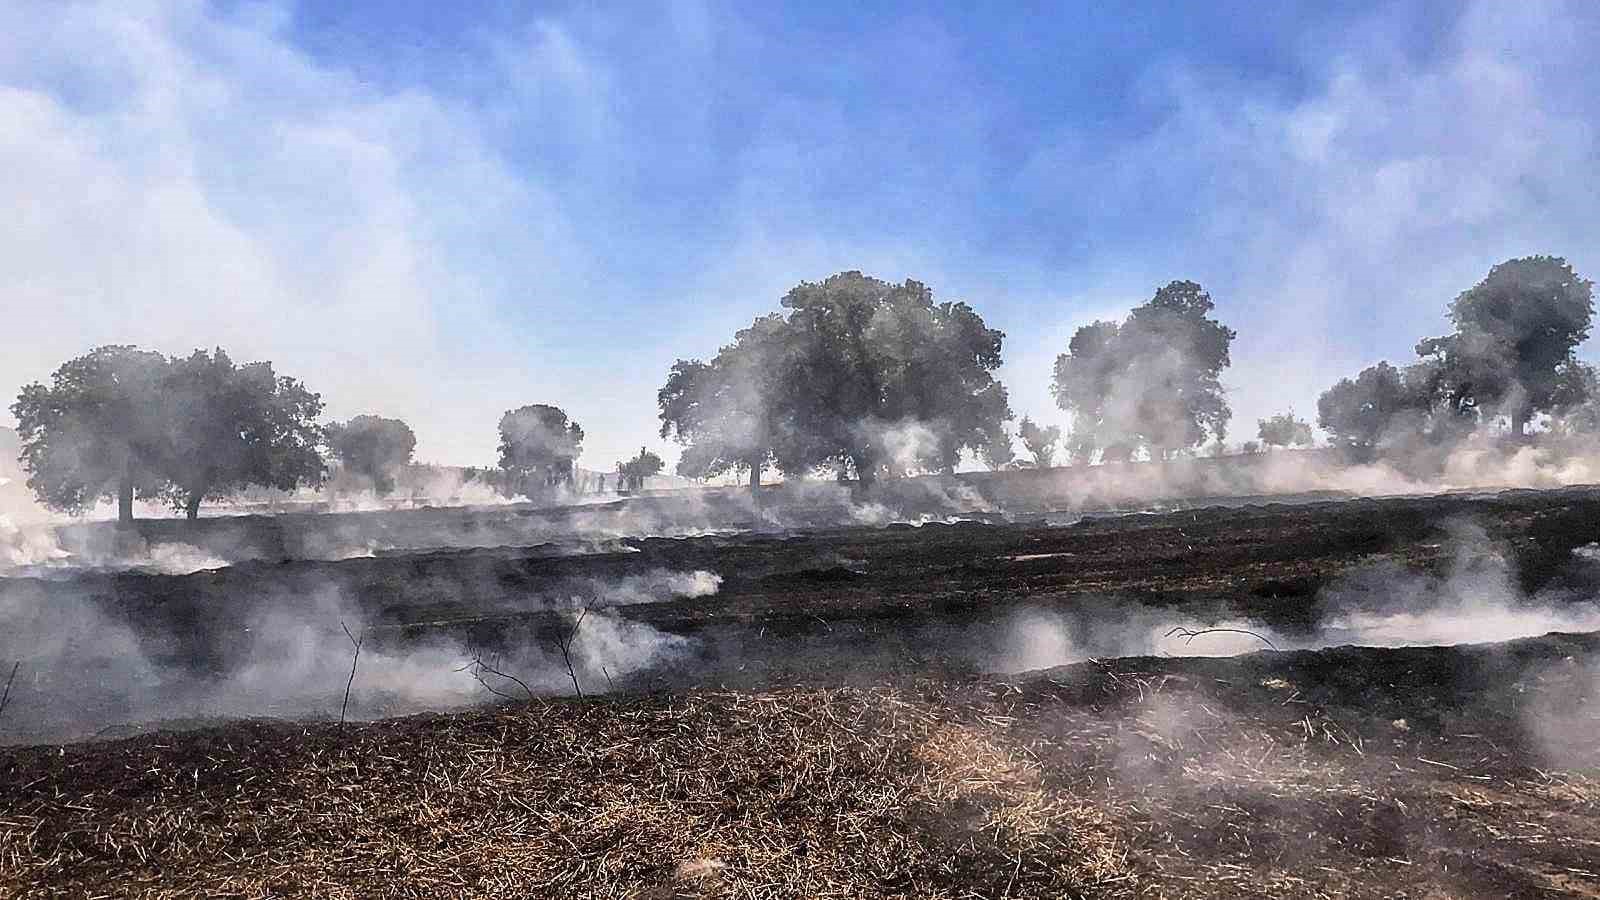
[
  {"xmin": 1416, "ymin": 256, "xmax": 1594, "ymax": 433},
  {"xmin": 327, "ymin": 414, "xmax": 417, "ymax": 496},
  {"xmin": 1315, "ymin": 361, "xmax": 1437, "ymax": 456},
  {"xmin": 11, "ymin": 346, "xmax": 170, "ymax": 523},
  {"xmin": 497, "ymin": 404, "xmax": 583, "ymax": 497},
  {"xmin": 157, "ymin": 349, "xmax": 325, "ymax": 519},
  {"xmin": 660, "ymin": 271, "xmax": 1013, "ymax": 489},
  {"xmin": 1053, "ymin": 280, "xmax": 1235, "ymax": 461},
  {"xmin": 778, "ymin": 272, "xmax": 1013, "ymax": 483},
  {"xmin": 11, "ymin": 346, "xmax": 326, "ymax": 523},
  {"xmin": 616, "ymin": 447, "xmax": 665, "ymax": 492},
  {"xmin": 658, "ymin": 315, "xmax": 792, "ymax": 489},
  {"xmin": 1257, "ymin": 411, "xmax": 1313, "ymax": 450},
  {"xmin": 1017, "ymin": 416, "xmax": 1062, "ymax": 468}
]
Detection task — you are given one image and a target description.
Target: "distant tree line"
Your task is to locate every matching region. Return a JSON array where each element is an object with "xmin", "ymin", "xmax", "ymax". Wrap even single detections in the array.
[{"xmin": 13, "ymin": 257, "xmax": 1595, "ymax": 521}]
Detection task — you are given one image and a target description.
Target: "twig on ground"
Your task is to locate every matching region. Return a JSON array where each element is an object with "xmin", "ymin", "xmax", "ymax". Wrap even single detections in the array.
[
  {"xmin": 1164, "ymin": 626, "xmax": 1279, "ymax": 651},
  {"xmin": 339, "ymin": 621, "xmax": 363, "ymax": 727}
]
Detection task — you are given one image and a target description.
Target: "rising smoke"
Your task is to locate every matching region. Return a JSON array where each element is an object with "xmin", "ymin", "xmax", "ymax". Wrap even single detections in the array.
[
  {"xmin": 989, "ymin": 520, "xmax": 1600, "ymax": 671},
  {"xmin": 0, "ymin": 565, "xmax": 721, "ymax": 745}
]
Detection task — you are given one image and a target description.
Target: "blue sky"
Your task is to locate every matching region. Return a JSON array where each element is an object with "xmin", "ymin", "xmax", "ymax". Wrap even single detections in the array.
[{"xmin": 1, "ymin": 1, "xmax": 1596, "ymax": 467}]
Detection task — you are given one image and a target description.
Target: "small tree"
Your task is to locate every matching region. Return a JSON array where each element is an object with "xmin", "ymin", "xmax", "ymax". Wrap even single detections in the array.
[
  {"xmin": 11, "ymin": 346, "xmax": 170, "ymax": 525},
  {"xmin": 498, "ymin": 405, "xmax": 583, "ymax": 498},
  {"xmin": 617, "ymin": 448, "xmax": 664, "ymax": 492},
  {"xmin": 1017, "ymin": 416, "xmax": 1062, "ymax": 468},
  {"xmin": 1257, "ymin": 411, "xmax": 1313, "ymax": 450},
  {"xmin": 327, "ymin": 415, "xmax": 417, "ymax": 495}
]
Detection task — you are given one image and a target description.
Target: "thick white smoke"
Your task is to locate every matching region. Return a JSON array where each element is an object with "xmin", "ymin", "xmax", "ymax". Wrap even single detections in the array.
[
  {"xmin": 993, "ymin": 521, "xmax": 1600, "ymax": 674},
  {"xmin": 0, "ymin": 567, "xmax": 721, "ymax": 745}
]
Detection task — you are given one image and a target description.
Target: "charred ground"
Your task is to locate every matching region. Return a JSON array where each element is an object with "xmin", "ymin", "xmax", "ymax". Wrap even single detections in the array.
[
  {"xmin": 3, "ymin": 487, "xmax": 1600, "ymax": 896},
  {"xmin": 14, "ymin": 486, "xmax": 1600, "ymax": 685}
]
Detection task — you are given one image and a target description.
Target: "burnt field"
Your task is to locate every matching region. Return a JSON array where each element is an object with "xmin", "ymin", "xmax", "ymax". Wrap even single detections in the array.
[{"xmin": 3, "ymin": 486, "xmax": 1600, "ymax": 896}]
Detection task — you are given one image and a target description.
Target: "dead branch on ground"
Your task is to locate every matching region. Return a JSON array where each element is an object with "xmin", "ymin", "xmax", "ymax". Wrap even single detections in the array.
[
  {"xmin": 0, "ymin": 661, "xmax": 18, "ymax": 734},
  {"xmin": 461, "ymin": 651, "xmax": 537, "ymax": 702},
  {"xmin": 552, "ymin": 607, "xmax": 589, "ymax": 698},
  {"xmin": 1164, "ymin": 625, "xmax": 1279, "ymax": 651},
  {"xmin": 340, "ymin": 621, "xmax": 363, "ymax": 727}
]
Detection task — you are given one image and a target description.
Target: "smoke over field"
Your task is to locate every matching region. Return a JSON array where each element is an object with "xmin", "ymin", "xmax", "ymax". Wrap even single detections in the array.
[
  {"xmin": 0, "ymin": 562, "xmax": 720, "ymax": 744},
  {"xmin": 987, "ymin": 521, "xmax": 1600, "ymax": 672},
  {"xmin": 4, "ymin": 485, "xmax": 1597, "ymax": 753}
]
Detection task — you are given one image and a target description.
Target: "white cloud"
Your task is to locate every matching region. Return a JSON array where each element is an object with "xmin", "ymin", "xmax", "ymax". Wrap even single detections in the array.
[
  {"xmin": 1, "ymin": 0, "xmax": 1595, "ymax": 476},
  {"xmin": 0, "ymin": 1, "xmax": 584, "ymax": 464},
  {"xmin": 1009, "ymin": 0, "xmax": 1598, "ymax": 443}
]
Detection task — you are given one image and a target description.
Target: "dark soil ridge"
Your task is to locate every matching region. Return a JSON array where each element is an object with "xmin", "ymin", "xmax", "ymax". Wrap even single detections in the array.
[{"xmin": 9, "ymin": 485, "xmax": 1600, "ymax": 670}]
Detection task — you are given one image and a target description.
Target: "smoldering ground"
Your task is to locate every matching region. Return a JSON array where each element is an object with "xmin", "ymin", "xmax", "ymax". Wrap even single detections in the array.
[
  {"xmin": 0, "ymin": 566, "xmax": 719, "ymax": 744},
  {"xmin": 975, "ymin": 520, "xmax": 1600, "ymax": 771},
  {"xmin": 984, "ymin": 521, "xmax": 1600, "ymax": 669},
  {"xmin": 7, "ymin": 480, "xmax": 1600, "ymax": 756}
]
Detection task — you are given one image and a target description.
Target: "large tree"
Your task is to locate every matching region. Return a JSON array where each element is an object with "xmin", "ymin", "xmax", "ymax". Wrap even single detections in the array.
[
  {"xmin": 159, "ymin": 349, "xmax": 326, "ymax": 519},
  {"xmin": 661, "ymin": 272, "xmax": 1013, "ymax": 490},
  {"xmin": 658, "ymin": 314, "xmax": 793, "ymax": 491},
  {"xmin": 11, "ymin": 346, "xmax": 327, "ymax": 523},
  {"xmin": 1053, "ymin": 281, "xmax": 1235, "ymax": 461},
  {"xmin": 11, "ymin": 346, "xmax": 170, "ymax": 525},
  {"xmin": 776, "ymin": 272, "xmax": 1013, "ymax": 485},
  {"xmin": 497, "ymin": 404, "xmax": 583, "ymax": 497},
  {"xmin": 1416, "ymin": 256, "xmax": 1594, "ymax": 434},
  {"xmin": 326, "ymin": 414, "xmax": 417, "ymax": 496}
]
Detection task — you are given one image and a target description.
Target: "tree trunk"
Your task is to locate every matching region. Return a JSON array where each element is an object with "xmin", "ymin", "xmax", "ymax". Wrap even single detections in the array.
[
  {"xmin": 855, "ymin": 459, "xmax": 877, "ymax": 492},
  {"xmin": 1512, "ymin": 409, "xmax": 1529, "ymax": 439},
  {"xmin": 117, "ymin": 474, "xmax": 134, "ymax": 527}
]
